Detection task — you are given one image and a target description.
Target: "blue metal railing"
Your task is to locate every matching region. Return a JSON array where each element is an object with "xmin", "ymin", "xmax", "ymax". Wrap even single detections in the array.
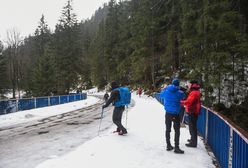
[
  {"xmin": 0, "ymin": 99, "xmax": 17, "ymax": 114},
  {"xmin": 60, "ymin": 95, "xmax": 69, "ymax": 104},
  {"xmin": 207, "ymin": 111, "xmax": 230, "ymax": 168},
  {"xmin": 196, "ymin": 107, "xmax": 207, "ymax": 138},
  {"xmin": 154, "ymin": 93, "xmax": 248, "ymax": 168},
  {"xmin": 0, "ymin": 93, "xmax": 87, "ymax": 115},
  {"xmin": 233, "ymin": 131, "xmax": 248, "ymax": 168},
  {"xmin": 50, "ymin": 96, "xmax": 60, "ymax": 106},
  {"xmin": 18, "ymin": 98, "xmax": 36, "ymax": 111},
  {"xmin": 36, "ymin": 97, "xmax": 49, "ymax": 108}
]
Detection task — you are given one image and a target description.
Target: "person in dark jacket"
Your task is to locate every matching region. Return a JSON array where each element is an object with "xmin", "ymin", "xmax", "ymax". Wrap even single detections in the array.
[
  {"xmin": 160, "ymin": 79, "xmax": 185, "ymax": 154},
  {"xmin": 102, "ymin": 81, "xmax": 127, "ymax": 135},
  {"xmin": 179, "ymin": 86, "xmax": 188, "ymax": 127},
  {"xmin": 103, "ymin": 92, "xmax": 109, "ymax": 103},
  {"xmin": 181, "ymin": 80, "xmax": 201, "ymax": 147}
]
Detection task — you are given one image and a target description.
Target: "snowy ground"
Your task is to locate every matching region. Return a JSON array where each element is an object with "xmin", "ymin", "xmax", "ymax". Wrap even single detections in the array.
[
  {"xmin": 0, "ymin": 93, "xmax": 116, "ymax": 168},
  {"xmin": 0, "ymin": 96, "xmax": 99, "ymax": 129},
  {"xmin": 35, "ymin": 94, "xmax": 215, "ymax": 168}
]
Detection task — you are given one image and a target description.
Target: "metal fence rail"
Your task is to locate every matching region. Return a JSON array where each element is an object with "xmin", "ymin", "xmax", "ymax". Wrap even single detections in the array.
[
  {"xmin": 154, "ymin": 93, "xmax": 248, "ymax": 168},
  {"xmin": 196, "ymin": 107, "xmax": 207, "ymax": 138},
  {"xmin": 233, "ymin": 131, "xmax": 248, "ymax": 168},
  {"xmin": 0, "ymin": 93, "xmax": 87, "ymax": 115},
  {"xmin": 207, "ymin": 111, "xmax": 230, "ymax": 168}
]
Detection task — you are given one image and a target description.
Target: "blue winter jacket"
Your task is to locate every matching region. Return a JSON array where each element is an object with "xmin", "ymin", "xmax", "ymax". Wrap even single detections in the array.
[{"xmin": 160, "ymin": 84, "xmax": 185, "ymax": 114}]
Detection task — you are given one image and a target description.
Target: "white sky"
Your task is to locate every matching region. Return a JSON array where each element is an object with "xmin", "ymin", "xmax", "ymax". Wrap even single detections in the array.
[{"xmin": 0, "ymin": 0, "xmax": 109, "ymax": 40}]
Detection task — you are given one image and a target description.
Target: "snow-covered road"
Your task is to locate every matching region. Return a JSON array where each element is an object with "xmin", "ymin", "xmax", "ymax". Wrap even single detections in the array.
[
  {"xmin": 36, "ymin": 94, "xmax": 215, "ymax": 168},
  {"xmin": 0, "ymin": 96, "xmax": 116, "ymax": 168}
]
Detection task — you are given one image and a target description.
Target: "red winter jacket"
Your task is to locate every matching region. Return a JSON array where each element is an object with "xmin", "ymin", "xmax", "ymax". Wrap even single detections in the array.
[{"xmin": 181, "ymin": 88, "xmax": 201, "ymax": 115}]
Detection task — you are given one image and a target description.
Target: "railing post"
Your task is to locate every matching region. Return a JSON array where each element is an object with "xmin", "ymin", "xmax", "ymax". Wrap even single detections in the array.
[
  {"xmin": 59, "ymin": 96, "xmax": 61, "ymax": 104},
  {"xmin": 16, "ymin": 99, "xmax": 19, "ymax": 112},
  {"xmin": 204, "ymin": 109, "xmax": 209, "ymax": 144},
  {"xmin": 48, "ymin": 96, "xmax": 50, "ymax": 106},
  {"xmin": 34, "ymin": 97, "xmax": 37, "ymax": 108},
  {"xmin": 4, "ymin": 100, "xmax": 7, "ymax": 114},
  {"xmin": 228, "ymin": 128, "xmax": 233, "ymax": 168}
]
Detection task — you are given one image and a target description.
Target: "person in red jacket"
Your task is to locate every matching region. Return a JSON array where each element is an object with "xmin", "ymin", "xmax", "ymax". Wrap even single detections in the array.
[
  {"xmin": 137, "ymin": 87, "xmax": 142, "ymax": 97},
  {"xmin": 181, "ymin": 80, "xmax": 201, "ymax": 147}
]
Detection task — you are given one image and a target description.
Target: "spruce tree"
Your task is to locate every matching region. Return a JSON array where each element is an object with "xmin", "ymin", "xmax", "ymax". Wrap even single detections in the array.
[
  {"xmin": 0, "ymin": 40, "xmax": 8, "ymax": 97},
  {"xmin": 30, "ymin": 15, "xmax": 56, "ymax": 96},
  {"xmin": 89, "ymin": 20, "xmax": 107, "ymax": 88},
  {"xmin": 54, "ymin": 0, "xmax": 82, "ymax": 94},
  {"xmin": 31, "ymin": 45, "xmax": 56, "ymax": 96}
]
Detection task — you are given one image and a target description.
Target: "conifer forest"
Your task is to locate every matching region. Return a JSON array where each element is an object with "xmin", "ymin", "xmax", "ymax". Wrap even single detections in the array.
[{"xmin": 0, "ymin": 0, "xmax": 248, "ymax": 131}]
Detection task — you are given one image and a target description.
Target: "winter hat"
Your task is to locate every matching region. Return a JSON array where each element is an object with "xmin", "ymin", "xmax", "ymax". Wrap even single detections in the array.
[
  {"xmin": 190, "ymin": 80, "xmax": 198, "ymax": 84},
  {"xmin": 172, "ymin": 79, "xmax": 180, "ymax": 86},
  {"xmin": 189, "ymin": 80, "xmax": 200, "ymax": 90},
  {"xmin": 111, "ymin": 81, "xmax": 119, "ymax": 90}
]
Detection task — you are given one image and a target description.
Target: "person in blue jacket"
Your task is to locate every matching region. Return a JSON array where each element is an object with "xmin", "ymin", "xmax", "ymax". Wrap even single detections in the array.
[
  {"xmin": 160, "ymin": 78, "xmax": 185, "ymax": 154},
  {"xmin": 102, "ymin": 81, "xmax": 127, "ymax": 135}
]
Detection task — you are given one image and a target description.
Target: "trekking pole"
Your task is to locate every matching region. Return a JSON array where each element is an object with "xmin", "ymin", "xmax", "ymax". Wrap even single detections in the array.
[
  {"xmin": 181, "ymin": 112, "xmax": 185, "ymax": 123},
  {"xmin": 98, "ymin": 108, "xmax": 104, "ymax": 136},
  {"xmin": 180, "ymin": 109, "xmax": 186, "ymax": 128}
]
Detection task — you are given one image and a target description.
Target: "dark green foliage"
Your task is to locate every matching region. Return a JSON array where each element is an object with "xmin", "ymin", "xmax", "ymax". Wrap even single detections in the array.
[
  {"xmin": 31, "ymin": 46, "xmax": 56, "ymax": 96},
  {"xmin": 0, "ymin": 40, "xmax": 8, "ymax": 97},
  {"xmin": 214, "ymin": 98, "xmax": 248, "ymax": 132},
  {"xmin": 53, "ymin": 0, "xmax": 80, "ymax": 94},
  {"xmin": 0, "ymin": 0, "xmax": 247, "ymax": 130},
  {"xmin": 29, "ymin": 15, "xmax": 56, "ymax": 96}
]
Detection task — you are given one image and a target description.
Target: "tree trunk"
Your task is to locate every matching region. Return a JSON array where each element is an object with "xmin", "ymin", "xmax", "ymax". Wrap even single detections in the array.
[
  {"xmin": 12, "ymin": 81, "xmax": 16, "ymax": 99},
  {"xmin": 173, "ymin": 32, "xmax": 179, "ymax": 71}
]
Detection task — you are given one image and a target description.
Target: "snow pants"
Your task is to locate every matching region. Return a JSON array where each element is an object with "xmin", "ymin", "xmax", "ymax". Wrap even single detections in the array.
[
  {"xmin": 113, "ymin": 106, "xmax": 127, "ymax": 133},
  {"xmin": 165, "ymin": 113, "xmax": 180, "ymax": 148},
  {"xmin": 188, "ymin": 113, "xmax": 198, "ymax": 146}
]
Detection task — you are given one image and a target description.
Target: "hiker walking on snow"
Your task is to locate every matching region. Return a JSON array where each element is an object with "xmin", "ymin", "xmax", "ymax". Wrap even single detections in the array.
[
  {"xmin": 181, "ymin": 80, "xmax": 201, "ymax": 148},
  {"xmin": 102, "ymin": 81, "xmax": 128, "ymax": 135},
  {"xmin": 137, "ymin": 87, "xmax": 142, "ymax": 97},
  {"xmin": 160, "ymin": 79, "xmax": 185, "ymax": 154}
]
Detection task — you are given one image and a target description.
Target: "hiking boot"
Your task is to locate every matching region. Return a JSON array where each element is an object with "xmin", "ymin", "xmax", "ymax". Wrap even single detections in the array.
[
  {"xmin": 122, "ymin": 129, "xmax": 127, "ymax": 134},
  {"xmin": 166, "ymin": 145, "xmax": 174, "ymax": 151},
  {"xmin": 118, "ymin": 130, "xmax": 127, "ymax": 135},
  {"xmin": 185, "ymin": 143, "xmax": 197, "ymax": 148},
  {"xmin": 187, "ymin": 139, "xmax": 192, "ymax": 142},
  {"xmin": 118, "ymin": 131, "xmax": 124, "ymax": 135},
  {"xmin": 113, "ymin": 128, "xmax": 121, "ymax": 133},
  {"xmin": 174, "ymin": 147, "xmax": 184, "ymax": 154}
]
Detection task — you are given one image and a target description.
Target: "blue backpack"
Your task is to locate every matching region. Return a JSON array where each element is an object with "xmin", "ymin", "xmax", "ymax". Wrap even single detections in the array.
[{"xmin": 114, "ymin": 87, "xmax": 131, "ymax": 107}]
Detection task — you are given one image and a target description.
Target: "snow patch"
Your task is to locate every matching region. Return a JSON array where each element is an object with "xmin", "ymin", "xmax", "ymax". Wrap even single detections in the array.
[
  {"xmin": 36, "ymin": 94, "xmax": 215, "ymax": 168},
  {"xmin": 0, "ymin": 96, "xmax": 100, "ymax": 128}
]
